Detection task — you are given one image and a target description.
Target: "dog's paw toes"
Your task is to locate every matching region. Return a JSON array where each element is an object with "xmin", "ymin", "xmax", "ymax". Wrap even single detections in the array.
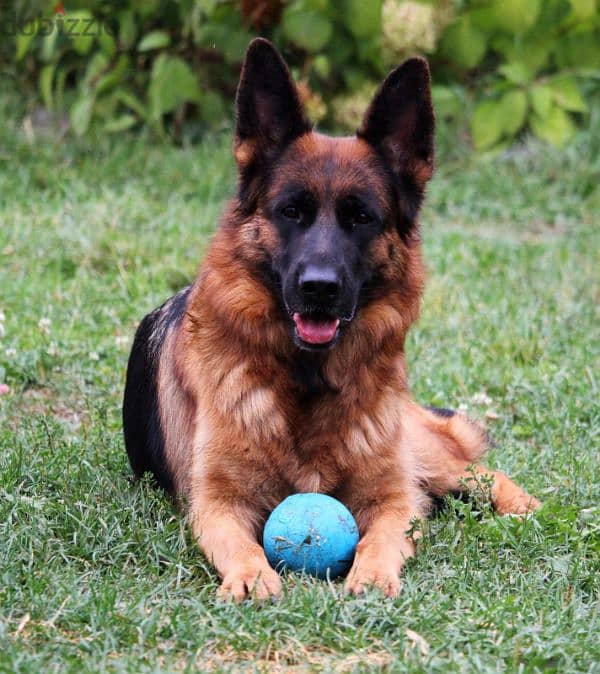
[
  {"xmin": 218, "ymin": 564, "xmax": 282, "ymax": 602},
  {"xmin": 344, "ymin": 568, "xmax": 401, "ymax": 598},
  {"xmin": 496, "ymin": 493, "xmax": 541, "ymax": 516}
]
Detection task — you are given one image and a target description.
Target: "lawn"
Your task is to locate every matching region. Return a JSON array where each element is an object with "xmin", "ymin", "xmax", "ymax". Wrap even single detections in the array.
[{"xmin": 0, "ymin": 93, "xmax": 598, "ymax": 673}]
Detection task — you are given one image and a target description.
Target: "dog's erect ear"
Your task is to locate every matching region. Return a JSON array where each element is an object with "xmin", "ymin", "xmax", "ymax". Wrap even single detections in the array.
[
  {"xmin": 234, "ymin": 38, "xmax": 311, "ymax": 175},
  {"xmin": 358, "ymin": 58, "xmax": 435, "ymax": 231}
]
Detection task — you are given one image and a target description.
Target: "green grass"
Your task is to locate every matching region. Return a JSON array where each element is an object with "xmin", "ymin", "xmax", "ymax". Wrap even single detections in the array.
[{"xmin": 0, "ymin": 93, "xmax": 598, "ymax": 672}]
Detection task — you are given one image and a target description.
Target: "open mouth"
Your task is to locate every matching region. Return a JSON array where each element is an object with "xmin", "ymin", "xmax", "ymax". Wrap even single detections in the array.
[{"xmin": 292, "ymin": 312, "xmax": 340, "ymax": 346}]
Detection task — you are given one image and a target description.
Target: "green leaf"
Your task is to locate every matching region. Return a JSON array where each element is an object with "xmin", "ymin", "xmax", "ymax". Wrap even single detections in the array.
[
  {"xmin": 569, "ymin": 0, "xmax": 596, "ymax": 21},
  {"xmin": 16, "ymin": 19, "xmax": 38, "ymax": 61},
  {"xmin": 40, "ymin": 27, "xmax": 59, "ymax": 63},
  {"xmin": 547, "ymin": 77, "xmax": 588, "ymax": 112},
  {"xmin": 312, "ymin": 55, "xmax": 331, "ymax": 79},
  {"xmin": 83, "ymin": 52, "xmax": 110, "ymax": 87},
  {"xmin": 432, "ymin": 85, "xmax": 462, "ymax": 119},
  {"xmin": 39, "ymin": 64, "xmax": 55, "ymax": 110},
  {"xmin": 196, "ymin": 0, "xmax": 219, "ymax": 12},
  {"xmin": 132, "ymin": 0, "xmax": 162, "ymax": 19},
  {"xmin": 498, "ymin": 62, "xmax": 532, "ymax": 86},
  {"xmin": 471, "ymin": 100, "xmax": 505, "ymax": 150},
  {"xmin": 530, "ymin": 84, "xmax": 553, "ymax": 118},
  {"xmin": 469, "ymin": 7, "xmax": 498, "ymax": 31},
  {"xmin": 118, "ymin": 10, "xmax": 137, "ymax": 50},
  {"xmin": 554, "ymin": 32, "xmax": 600, "ymax": 70},
  {"xmin": 68, "ymin": 11, "xmax": 97, "ymax": 55},
  {"xmin": 282, "ymin": 7, "xmax": 333, "ymax": 52},
  {"xmin": 490, "ymin": 0, "xmax": 542, "ymax": 34},
  {"xmin": 138, "ymin": 31, "xmax": 171, "ymax": 52},
  {"xmin": 104, "ymin": 114, "xmax": 137, "ymax": 133},
  {"xmin": 440, "ymin": 16, "xmax": 487, "ymax": 69},
  {"xmin": 96, "ymin": 56, "xmax": 130, "ymax": 95},
  {"xmin": 93, "ymin": 94, "xmax": 119, "ymax": 121},
  {"xmin": 54, "ymin": 66, "xmax": 70, "ymax": 111},
  {"xmin": 342, "ymin": 0, "xmax": 382, "ymax": 38},
  {"xmin": 519, "ymin": 39, "xmax": 551, "ymax": 77},
  {"xmin": 115, "ymin": 90, "xmax": 148, "ymax": 121},
  {"xmin": 357, "ymin": 38, "xmax": 384, "ymax": 71},
  {"xmin": 149, "ymin": 55, "xmax": 201, "ymax": 120},
  {"xmin": 498, "ymin": 90, "xmax": 528, "ymax": 135},
  {"xmin": 530, "ymin": 106, "xmax": 577, "ymax": 146},
  {"xmin": 98, "ymin": 30, "xmax": 117, "ymax": 57},
  {"xmin": 304, "ymin": 0, "xmax": 330, "ymax": 10},
  {"xmin": 70, "ymin": 93, "xmax": 95, "ymax": 136},
  {"xmin": 494, "ymin": 35, "xmax": 551, "ymax": 80}
]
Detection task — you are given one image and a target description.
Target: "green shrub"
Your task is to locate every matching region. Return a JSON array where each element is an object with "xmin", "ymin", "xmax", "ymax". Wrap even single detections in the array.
[
  {"xmin": 6, "ymin": 0, "xmax": 600, "ymax": 148},
  {"xmin": 437, "ymin": 0, "xmax": 600, "ymax": 149}
]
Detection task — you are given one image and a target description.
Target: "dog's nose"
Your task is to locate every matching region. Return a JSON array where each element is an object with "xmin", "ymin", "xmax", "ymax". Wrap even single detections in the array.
[{"xmin": 298, "ymin": 265, "xmax": 342, "ymax": 303}]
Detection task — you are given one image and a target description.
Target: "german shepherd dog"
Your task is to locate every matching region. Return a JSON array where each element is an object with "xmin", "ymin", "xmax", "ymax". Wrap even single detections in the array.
[{"xmin": 123, "ymin": 39, "xmax": 540, "ymax": 601}]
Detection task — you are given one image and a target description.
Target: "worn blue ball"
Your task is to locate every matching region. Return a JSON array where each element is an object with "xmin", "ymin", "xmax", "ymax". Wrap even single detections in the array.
[{"xmin": 263, "ymin": 493, "xmax": 359, "ymax": 579}]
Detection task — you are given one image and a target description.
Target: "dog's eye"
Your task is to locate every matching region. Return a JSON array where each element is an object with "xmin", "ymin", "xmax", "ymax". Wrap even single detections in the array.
[
  {"xmin": 353, "ymin": 210, "xmax": 372, "ymax": 225},
  {"xmin": 282, "ymin": 205, "xmax": 301, "ymax": 220}
]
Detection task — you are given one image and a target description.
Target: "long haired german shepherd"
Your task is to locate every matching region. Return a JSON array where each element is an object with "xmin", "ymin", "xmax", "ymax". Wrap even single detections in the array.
[{"xmin": 123, "ymin": 39, "xmax": 539, "ymax": 601}]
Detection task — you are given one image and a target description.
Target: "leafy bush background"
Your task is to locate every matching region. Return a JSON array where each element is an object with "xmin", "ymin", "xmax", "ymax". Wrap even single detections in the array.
[{"xmin": 5, "ymin": 0, "xmax": 600, "ymax": 148}]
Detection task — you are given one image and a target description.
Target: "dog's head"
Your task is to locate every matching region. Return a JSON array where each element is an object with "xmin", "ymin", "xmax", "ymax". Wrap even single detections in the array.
[{"xmin": 233, "ymin": 39, "xmax": 434, "ymax": 352}]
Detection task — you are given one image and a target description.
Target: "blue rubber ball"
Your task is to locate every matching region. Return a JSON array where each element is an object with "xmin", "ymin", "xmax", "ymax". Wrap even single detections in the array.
[{"xmin": 263, "ymin": 493, "xmax": 359, "ymax": 579}]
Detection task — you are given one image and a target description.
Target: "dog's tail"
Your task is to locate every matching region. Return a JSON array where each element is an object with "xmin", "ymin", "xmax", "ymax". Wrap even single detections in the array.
[
  {"xmin": 421, "ymin": 404, "xmax": 488, "ymax": 463},
  {"xmin": 399, "ymin": 398, "xmax": 489, "ymax": 497}
]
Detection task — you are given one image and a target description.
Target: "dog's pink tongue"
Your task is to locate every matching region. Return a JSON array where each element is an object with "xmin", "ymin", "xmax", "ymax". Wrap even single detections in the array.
[{"xmin": 293, "ymin": 313, "xmax": 339, "ymax": 344}]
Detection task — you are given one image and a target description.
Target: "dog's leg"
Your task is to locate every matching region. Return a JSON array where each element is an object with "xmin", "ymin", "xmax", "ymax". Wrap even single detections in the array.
[
  {"xmin": 190, "ymin": 497, "xmax": 282, "ymax": 602},
  {"xmin": 428, "ymin": 458, "xmax": 541, "ymax": 515},
  {"xmin": 187, "ymin": 430, "xmax": 283, "ymax": 602},
  {"xmin": 341, "ymin": 469, "xmax": 426, "ymax": 598},
  {"xmin": 404, "ymin": 401, "xmax": 541, "ymax": 515}
]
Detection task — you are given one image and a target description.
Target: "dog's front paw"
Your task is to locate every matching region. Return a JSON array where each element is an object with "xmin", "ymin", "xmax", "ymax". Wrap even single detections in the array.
[
  {"xmin": 218, "ymin": 560, "xmax": 282, "ymax": 602},
  {"xmin": 344, "ymin": 546, "xmax": 403, "ymax": 598},
  {"xmin": 344, "ymin": 561, "xmax": 402, "ymax": 598},
  {"xmin": 344, "ymin": 537, "xmax": 415, "ymax": 598}
]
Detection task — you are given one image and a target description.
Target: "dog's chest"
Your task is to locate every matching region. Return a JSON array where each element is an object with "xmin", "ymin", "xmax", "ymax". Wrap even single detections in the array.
[
  {"xmin": 291, "ymin": 463, "xmax": 327, "ymax": 493},
  {"xmin": 283, "ymin": 393, "xmax": 401, "ymax": 494},
  {"xmin": 207, "ymin": 358, "xmax": 402, "ymax": 494},
  {"xmin": 286, "ymin": 440, "xmax": 345, "ymax": 494}
]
